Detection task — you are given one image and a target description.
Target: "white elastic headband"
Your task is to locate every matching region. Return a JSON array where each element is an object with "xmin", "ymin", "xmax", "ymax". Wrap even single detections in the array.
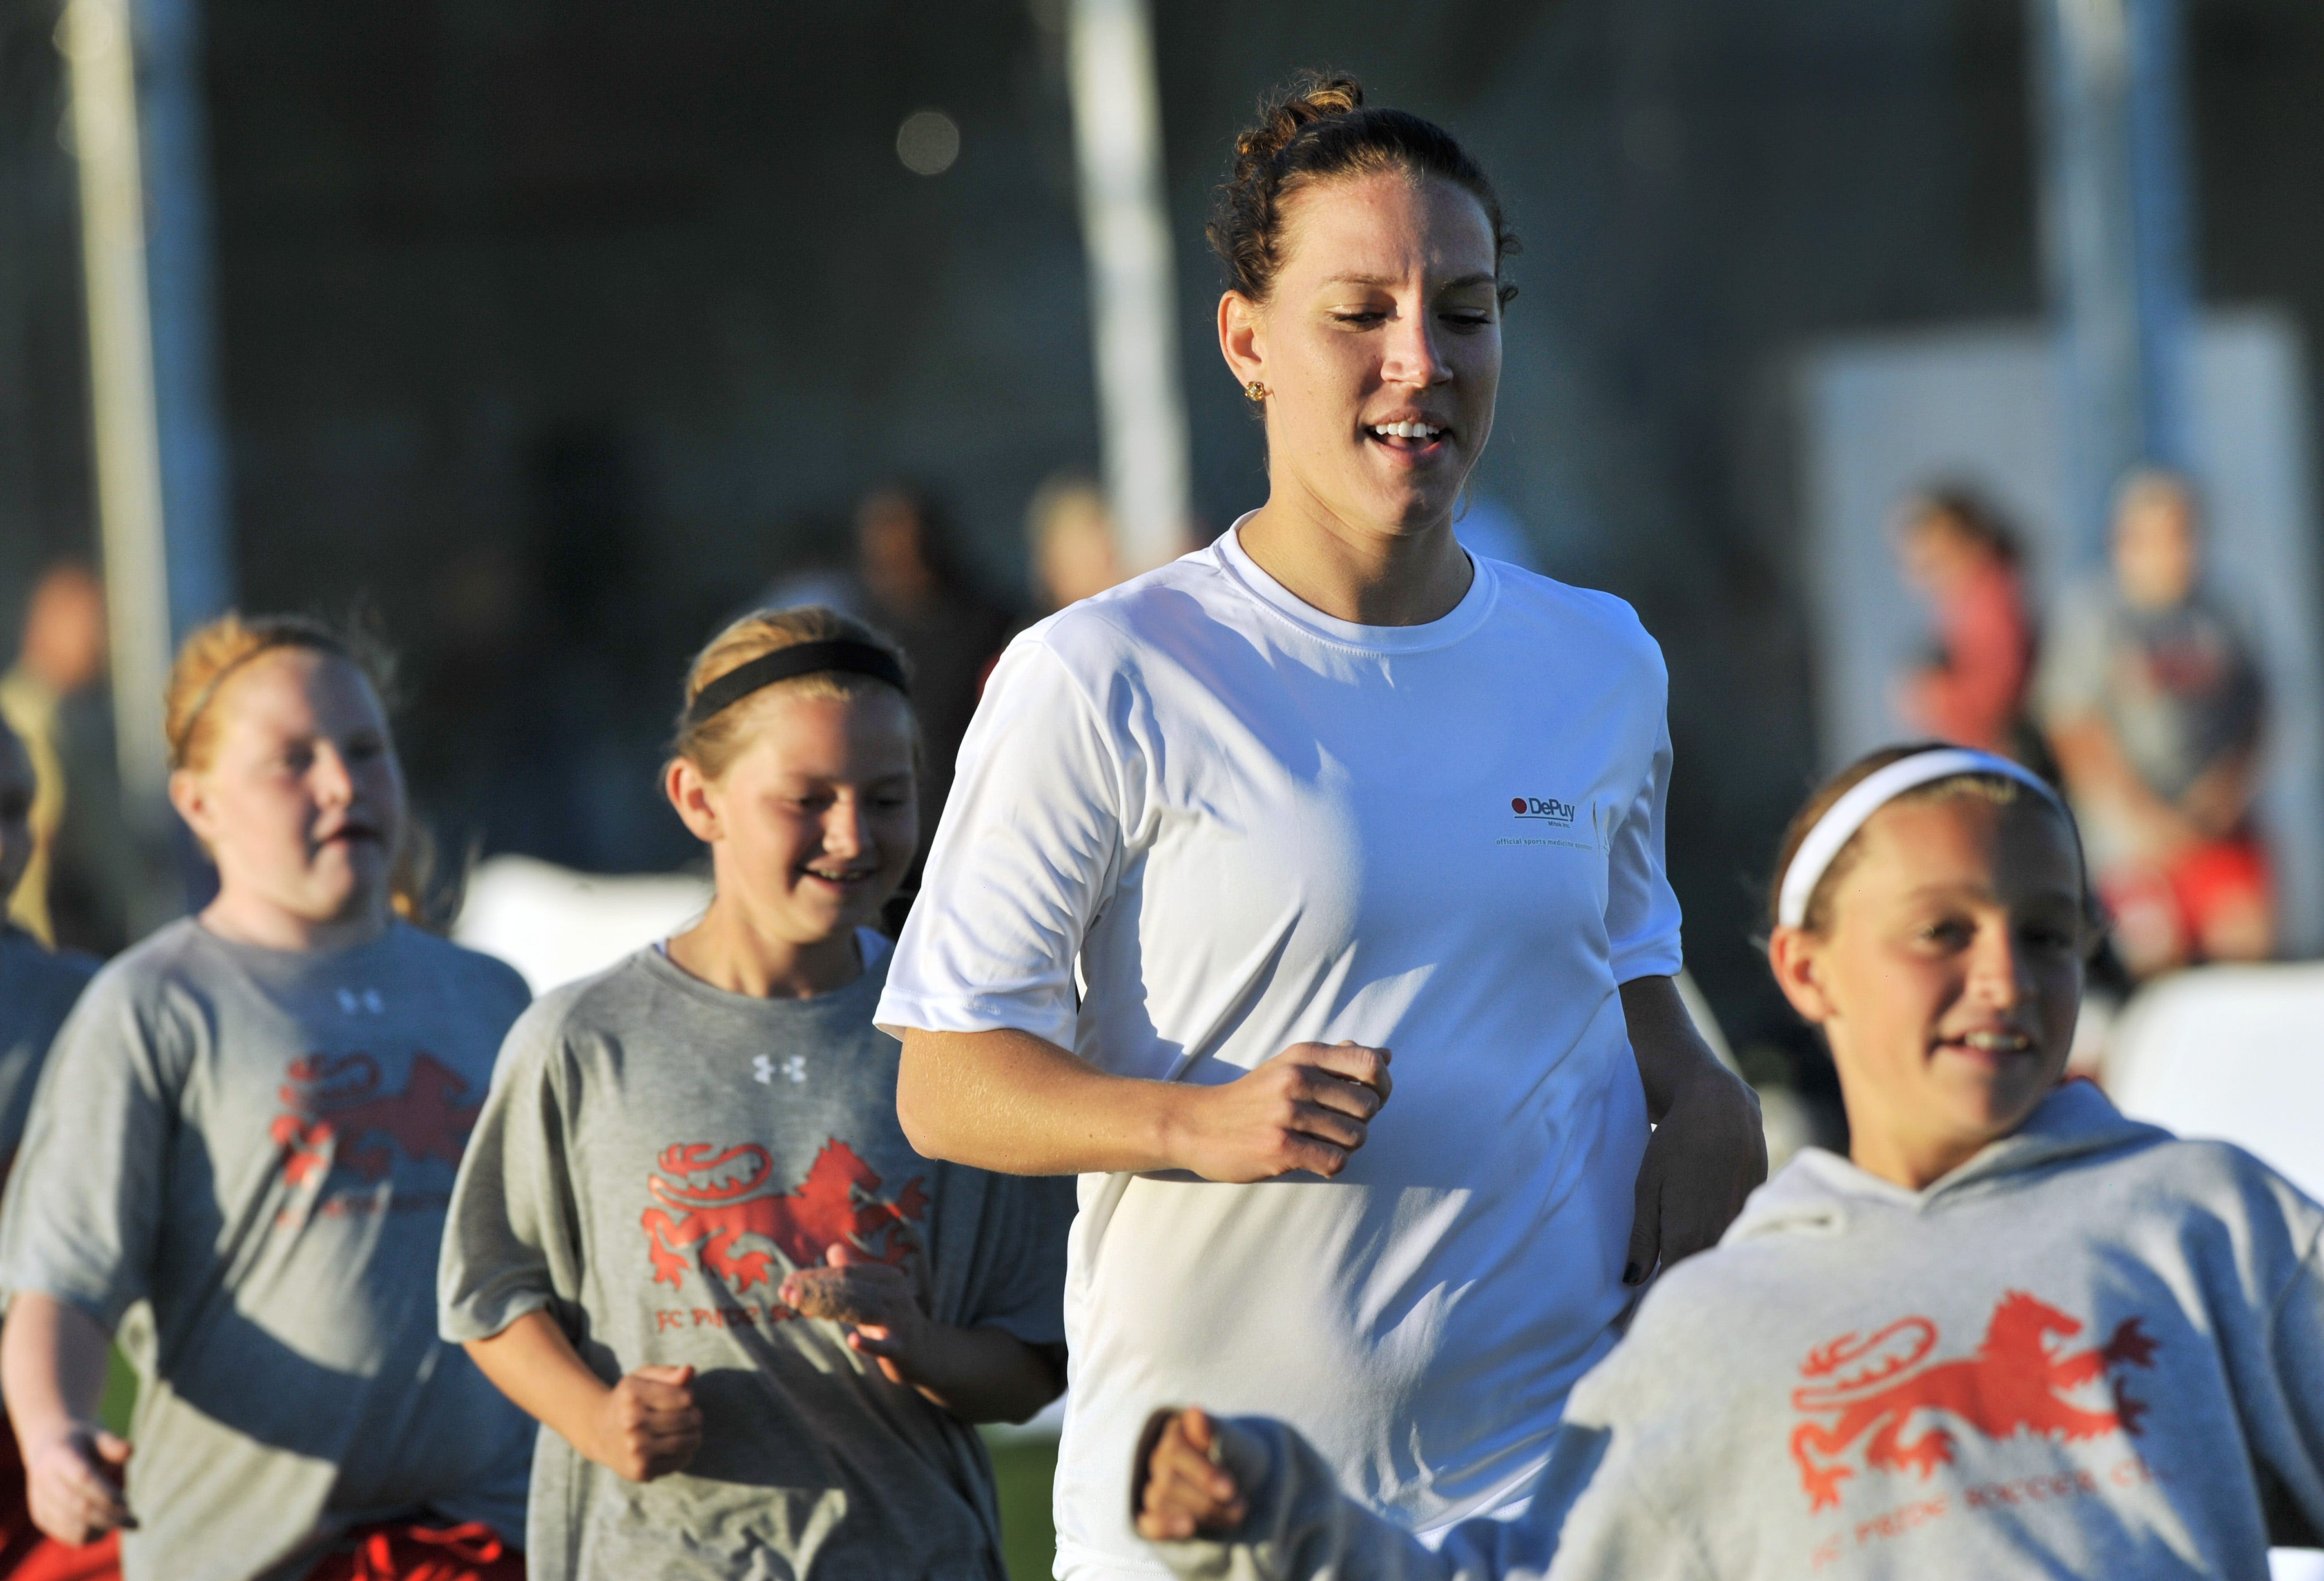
[{"xmin": 1777, "ymin": 748, "xmax": 2066, "ymax": 929}]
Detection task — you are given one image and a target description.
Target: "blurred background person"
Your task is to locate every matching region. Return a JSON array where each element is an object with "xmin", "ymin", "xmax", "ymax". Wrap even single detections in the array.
[
  {"xmin": 763, "ymin": 483, "xmax": 1014, "ymax": 865},
  {"xmin": 1891, "ymin": 486, "xmax": 2038, "ymax": 761},
  {"xmin": 0, "ymin": 718, "xmax": 103, "ymax": 1579},
  {"xmin": 0, "ymin": 564, "xmax": 127, "ymax": 955},
  {"xmin": 1024, "ymin": 472, "xmax": 1123, "ymax": 616},
  {"xmin": 2037, "ymin": 469, "xmax": 2269, "ymax": 978},
  {"xmin": 0, "ymin": 713, "xmax": 95, "ymax": 1180}
]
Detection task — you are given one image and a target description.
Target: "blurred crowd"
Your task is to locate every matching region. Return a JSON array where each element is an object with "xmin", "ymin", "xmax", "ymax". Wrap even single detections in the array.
[
  {"xmin": 1, "ymin": 459, "xmax": 2287, "ymax": 1003},
  {"xmin": 0, "ymin": 563, "xmax": 126, "ymax": 957},
  {"xmin": 0, "ymin": 468, "xmax": 1145, "ymax": 953},
  {"xmin": 1893, "ymin": 466, "xmax": 2271, "ymax": 986}
]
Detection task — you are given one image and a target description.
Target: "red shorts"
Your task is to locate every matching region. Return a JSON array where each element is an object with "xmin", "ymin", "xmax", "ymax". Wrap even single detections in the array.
[
  {"xmin": 303, "ymin": 1521, "xmax": 522, "ymax": 1581},
  {"xmin": 2167, "ymin": 836, "xmax": 2272, "ymax": 928},
  {"xmin": 0, "ymin": 1419, "xmax": 121, "ymax": 1581},
  {"xmin": 0, "ymin": 1537, "xmax": 118, "ymax": 1581},
  {"xmin": 2102, "ymin": 835, "xmax": 2272, "ymax": 964}
]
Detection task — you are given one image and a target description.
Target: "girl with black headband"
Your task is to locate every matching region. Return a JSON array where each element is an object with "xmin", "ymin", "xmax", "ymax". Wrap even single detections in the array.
[{"xmin": 441, "ymin": 606, "xmax": 1072, "ymax": 1581}]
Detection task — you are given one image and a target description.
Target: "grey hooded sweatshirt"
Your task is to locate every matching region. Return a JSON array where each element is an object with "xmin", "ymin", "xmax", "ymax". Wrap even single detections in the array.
[{"xmin": 1151, "ymin": 1083, "xmax": 2324, "ymax": 1580}]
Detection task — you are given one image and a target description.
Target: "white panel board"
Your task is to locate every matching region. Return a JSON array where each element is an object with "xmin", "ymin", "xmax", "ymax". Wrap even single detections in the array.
[
  {"xmin": 453, "ymin": 855, "xmax": 712, "ymax": 996},
  {"xmin": 2106, "ymin": 962, "xmax": 2324, "ymax": 1204}
]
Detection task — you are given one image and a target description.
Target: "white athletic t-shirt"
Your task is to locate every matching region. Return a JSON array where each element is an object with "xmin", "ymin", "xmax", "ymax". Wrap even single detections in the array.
[{"xmin": 877, "ymin": 525, "xmax": 1682, "ymax": 1579}]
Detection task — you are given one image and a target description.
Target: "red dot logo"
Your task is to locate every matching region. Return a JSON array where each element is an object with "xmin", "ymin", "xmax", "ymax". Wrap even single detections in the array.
[{"xmin": 1511, "ymin": 797, "xmax": 1526, "ymax": 813}]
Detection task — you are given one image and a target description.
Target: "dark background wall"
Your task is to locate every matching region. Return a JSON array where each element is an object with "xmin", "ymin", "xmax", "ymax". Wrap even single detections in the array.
[
  {"xmin": 0, "ymin": 0, "xmax": 97, "ymax": 581},
  {"xmin": 4, "ymin": 0, "xmax": 2321, "ymax": 1067}
]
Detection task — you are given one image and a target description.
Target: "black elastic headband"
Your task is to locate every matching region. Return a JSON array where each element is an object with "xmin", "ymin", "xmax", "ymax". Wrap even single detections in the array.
[
  {"xmin": 685, "ymin": 640, "xmax": 910, "ymax": 728},
  {"xmin": 169, "ymin": 629, "xmax": 350, "ymax": 768}
]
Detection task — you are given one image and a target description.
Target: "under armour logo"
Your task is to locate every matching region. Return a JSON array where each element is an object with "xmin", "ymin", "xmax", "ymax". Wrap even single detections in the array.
[
  {"xmin": 335, "ymin": 988, "xmax": 385, "ymax": 1015},
  {"xmin": 753, "ymin": 1055, "xmax": 807, "ymax": 1086}
]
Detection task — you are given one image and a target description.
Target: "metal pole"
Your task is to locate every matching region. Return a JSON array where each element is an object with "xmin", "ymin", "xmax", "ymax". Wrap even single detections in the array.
[
  {"xmin": 135, "ymin": 0, "xmax": 234, "ymax": 638},
  {"xmin": 1065, "ymin": 0, "xmax": 1192, "ymax": 572},
  {"xmin": 2030, "ymin": 0, "xmax": 2197, "ymax": 567},
  {"xmin": 59, "ymin": 0, "xmax": 181, "ymax": 929}
]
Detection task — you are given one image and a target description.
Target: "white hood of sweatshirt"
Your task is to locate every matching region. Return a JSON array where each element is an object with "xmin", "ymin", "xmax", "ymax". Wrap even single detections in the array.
[{"xmin": 1723, "ymin": 1081, "xmax": 2176, "ymax": 1243}]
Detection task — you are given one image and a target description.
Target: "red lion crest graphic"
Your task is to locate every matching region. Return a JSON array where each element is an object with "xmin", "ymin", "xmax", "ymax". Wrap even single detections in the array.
[
  {"xmin": 640, "ymin": 1139, "xmax": 928, "ymax": 1293},
  {"xmin": 1789, "ymin": 1291, "xmax": 2158, "ymax": 1511},
  {"xmin": 271, "ymin": 1052, "xmax": 482, "ymax": 1187}
]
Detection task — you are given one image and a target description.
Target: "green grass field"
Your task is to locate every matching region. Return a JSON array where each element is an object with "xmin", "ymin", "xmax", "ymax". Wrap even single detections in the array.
[{"xmin": 988, "ymin": 1433, "xmax": 1060, "ymax": 1580}]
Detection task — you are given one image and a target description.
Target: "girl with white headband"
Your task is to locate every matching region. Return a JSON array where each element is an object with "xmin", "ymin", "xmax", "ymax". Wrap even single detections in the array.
[{"xmin": 1130, "ymin": 741, "xmax": 2324, "ymax": 1579}]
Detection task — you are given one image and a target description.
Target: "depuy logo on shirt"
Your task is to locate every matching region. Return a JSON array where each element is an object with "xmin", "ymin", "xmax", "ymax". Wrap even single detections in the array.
[{"xmin": 1510, "ymin": 794, "xmax": 1579, "ymax": 827}]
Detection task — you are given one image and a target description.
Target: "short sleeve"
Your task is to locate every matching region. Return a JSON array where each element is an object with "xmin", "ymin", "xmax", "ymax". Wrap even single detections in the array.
[
  {"xmin": 1605, "ymin": 708, "xmax": 1684, "ymax": 985},
  {"xmin": 438, "ymin": 1002, "xmax": 575, "ymax": 1343},
  {"xmin": 0, "ymin": 970, "xmax": 179, "ymax": 1330},
  {"xmin": 877, "ymin": 638, "xmax": 1129, "ymax": 1049},
  {"xmin": 467, "ymin": 951, "xmax": 535, "ymax": 1033},
  {"xmin": 955, "ymin": 1172, "xmax": 1075, "ymax": 1347}
]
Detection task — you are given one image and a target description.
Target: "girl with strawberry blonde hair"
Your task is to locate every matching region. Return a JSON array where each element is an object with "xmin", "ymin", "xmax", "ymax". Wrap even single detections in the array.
[
  {"xmin": 440, "ymin": 607, "xmax": 1070, "ymax": 1581},
  {"xmin": 1133, "ymin": 743, "xmax": 2324, "ymax": 1579},
  {"xmin": 0, "ymin": 613, "xmax": 535, "ymax": 1581}
]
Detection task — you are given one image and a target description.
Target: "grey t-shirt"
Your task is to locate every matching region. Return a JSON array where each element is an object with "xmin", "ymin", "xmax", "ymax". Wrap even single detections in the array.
[
  {"xmin": 0, "ymin": 926, "xmax": 96, "ymax": 1169},
  {"xmin": 2035, "ymin": 579, "xmax": 2264, "ymax": 804},
  {"xmin": 0, "ymin": 918, "xmax": 537, "ymax": 1581},
  {"xmin": 438, "ymin": 936, "xmax": 1074, "ymax": 1581}
]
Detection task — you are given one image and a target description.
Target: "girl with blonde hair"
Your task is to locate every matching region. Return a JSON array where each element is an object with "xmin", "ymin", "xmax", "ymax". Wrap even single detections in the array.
[{"xmin": 441, "ymin": 607, "xmax": 1071, "ymax": 1580}]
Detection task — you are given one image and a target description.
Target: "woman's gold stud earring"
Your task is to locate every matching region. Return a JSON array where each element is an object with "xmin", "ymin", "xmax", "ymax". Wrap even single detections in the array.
[{"xmin": 1245, "ymin": 380, "xmax": 1267, "ymax": 403}]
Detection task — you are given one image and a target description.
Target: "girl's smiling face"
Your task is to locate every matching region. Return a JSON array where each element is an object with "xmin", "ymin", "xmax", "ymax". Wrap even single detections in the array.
[
  {"xmin": 670, "ymin": 687, "xmax": 918, "ymax": 947},
  {"xmin": 1770, "ymin": 790, "xmax": 2088, "ymax": 1190}
]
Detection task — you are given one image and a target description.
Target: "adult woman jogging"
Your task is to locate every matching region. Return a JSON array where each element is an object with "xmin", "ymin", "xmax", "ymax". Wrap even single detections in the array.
[
  {"xmin": 880, "ymin": 75, "xmax": 1764, "ymax": 1579},
  {"xmin": 0, "ymin": 615, "xmax": 534, "ymax": 1581}
]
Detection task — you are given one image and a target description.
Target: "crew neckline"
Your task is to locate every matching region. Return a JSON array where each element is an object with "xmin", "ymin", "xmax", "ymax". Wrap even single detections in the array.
[
  {"xmin": 189, "ymin": 913, "xmax": 405, "ymax": 969},
  {"xmin": 1214, "ymin": 511, "xmax": 1499, "ymax": 654},
  {"xmin": 642, "ymin": 926, "xmax": 891, "ymax": 1012}
]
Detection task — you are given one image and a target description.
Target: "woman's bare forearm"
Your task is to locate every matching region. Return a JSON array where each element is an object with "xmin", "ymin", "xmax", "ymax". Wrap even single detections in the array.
[
  {"xmin": 900, "ymin": 1027, "xmax": 1393, "ymax": 1183},
  {"xmin": 1619, "ymin": 975, "xmax": 1730, "ymax": 1119},
  {"xmin": 905, "ymin": 1326, "xmax": 1065, "ymax": 1425},
  {"xmin": 896, "ymin": 1027, "xmax": 1192, "ymax": 1174},
  {"xmin": 0, "ymin": 1293, "xmax": 113, "ymax": 1453}
]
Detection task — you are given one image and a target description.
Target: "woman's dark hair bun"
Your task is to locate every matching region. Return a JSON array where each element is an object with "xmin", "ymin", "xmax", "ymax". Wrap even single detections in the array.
[
  {"xmin": 1209, "ymin": 70, "xmax": 1516, "ymax": 304},
  {"xmin": 1233, "ymin": 73, "xmax": 1366, "ymax": 165}
]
